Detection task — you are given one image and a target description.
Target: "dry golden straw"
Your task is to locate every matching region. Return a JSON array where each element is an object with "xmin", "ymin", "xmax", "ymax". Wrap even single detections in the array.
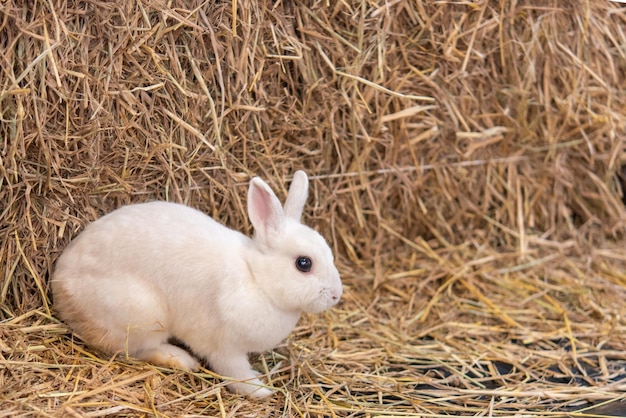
[{"xmin": 1, "ymin": 0, "xmax": 626, "ymax": 416}]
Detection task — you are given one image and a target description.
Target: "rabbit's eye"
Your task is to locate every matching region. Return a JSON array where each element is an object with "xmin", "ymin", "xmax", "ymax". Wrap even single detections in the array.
[{"xmin": 295, "ymin": 256, "xmax": 312, "ymax": 272}]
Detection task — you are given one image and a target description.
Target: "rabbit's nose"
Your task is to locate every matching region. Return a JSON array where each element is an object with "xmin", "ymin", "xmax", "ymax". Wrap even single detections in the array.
[{"xmin": 331, "ymin": 285, "xmax": 343, "ymax": 303}]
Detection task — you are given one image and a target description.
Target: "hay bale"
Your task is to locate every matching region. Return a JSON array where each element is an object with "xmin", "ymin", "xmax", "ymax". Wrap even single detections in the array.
[{"xmin": 1, "ymin": 0, "xmax": 625, "ymax": 415}]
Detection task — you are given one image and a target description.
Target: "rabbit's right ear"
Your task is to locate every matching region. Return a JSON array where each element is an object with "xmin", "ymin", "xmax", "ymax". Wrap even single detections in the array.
[
  {"xmin": 248, "ymin": 177, "xmax": 285, "ymax": 245},
  {"xmin": 283, "ymin": 170, "xmax": 309, "ymax": 222}
]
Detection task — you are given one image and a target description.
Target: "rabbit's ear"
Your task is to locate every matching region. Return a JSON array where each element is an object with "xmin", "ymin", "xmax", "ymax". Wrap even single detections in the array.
[
  {"xmin": 248, "ymin": 177, "xmax": 285, "ymax": 243},
  {"xmin": 283, "ymin": 171, "xmax": 309, "ymax": 222}
]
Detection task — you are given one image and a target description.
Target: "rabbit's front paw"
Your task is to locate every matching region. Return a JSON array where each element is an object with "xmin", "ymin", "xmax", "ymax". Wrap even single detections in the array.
[
  {"xmin": 210, "ymin": 353, "xmax": 274, "ymax": 398},
  {"xmin": 228, "ymin": 379, "xmax": 274, "ymax": 398}
]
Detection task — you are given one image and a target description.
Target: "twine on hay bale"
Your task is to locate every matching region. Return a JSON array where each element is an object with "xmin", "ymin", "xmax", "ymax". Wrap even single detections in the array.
[{"xmin": 1, "ymin": 0, "xmax": 626, "ymax": 416}]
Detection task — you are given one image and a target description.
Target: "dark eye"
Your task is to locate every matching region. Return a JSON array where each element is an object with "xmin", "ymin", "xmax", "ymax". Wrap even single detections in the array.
[{"xmin": 295, "ymin": 256, "xmax": 312, "ymax": 272}]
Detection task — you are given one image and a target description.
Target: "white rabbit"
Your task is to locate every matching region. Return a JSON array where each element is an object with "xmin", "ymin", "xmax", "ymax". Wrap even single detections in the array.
[{"xmin": 51, "ymin": 171, "xmax": 342, "ymax": 398}]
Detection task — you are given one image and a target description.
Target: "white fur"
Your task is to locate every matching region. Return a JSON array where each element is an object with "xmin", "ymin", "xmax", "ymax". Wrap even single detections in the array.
[{"xmin": 51, "ymin": 171, "xmax": 342, "ymax": 398}]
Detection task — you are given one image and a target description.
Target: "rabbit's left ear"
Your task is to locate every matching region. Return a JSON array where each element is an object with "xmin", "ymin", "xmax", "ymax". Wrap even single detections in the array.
[
  {"xmin": 248, "ymin": 177, "xmax": 285, "ymax": 243},
  {"xmin": 283, "ymin": 171, "xmax": 309, "ymax": 222}
]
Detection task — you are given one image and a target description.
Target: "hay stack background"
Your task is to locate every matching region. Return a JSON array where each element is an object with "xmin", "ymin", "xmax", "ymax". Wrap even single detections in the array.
[{"xmin": 2, "ymin": 0, "xmax": 626, "ymax": 415}]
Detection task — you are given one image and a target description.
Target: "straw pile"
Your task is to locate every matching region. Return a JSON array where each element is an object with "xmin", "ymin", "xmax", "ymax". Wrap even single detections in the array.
[{"xmin": 2, "ymin": 0, "xmax": 626, "ymax": 416}]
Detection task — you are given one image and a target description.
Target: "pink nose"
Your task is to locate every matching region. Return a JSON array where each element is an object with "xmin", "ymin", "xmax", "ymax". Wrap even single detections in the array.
[{"xmin": 331, "ymin": 286, "xmax": 343, "ymax": 302}]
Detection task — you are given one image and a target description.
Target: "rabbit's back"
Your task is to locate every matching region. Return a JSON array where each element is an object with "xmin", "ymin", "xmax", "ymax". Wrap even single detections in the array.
[
  {"xmin": 55, "ymin": 201, "xmax": 237, "ymax": 283},
  {"xmin": 51, "ymin": 201, "xmax": 243, "ymax": 352}
]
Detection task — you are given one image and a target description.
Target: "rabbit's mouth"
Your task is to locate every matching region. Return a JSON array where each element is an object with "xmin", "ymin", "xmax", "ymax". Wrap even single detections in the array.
[{"xmin": 304, "ymin": 286, "xmax": 343, "ymax": 314}]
